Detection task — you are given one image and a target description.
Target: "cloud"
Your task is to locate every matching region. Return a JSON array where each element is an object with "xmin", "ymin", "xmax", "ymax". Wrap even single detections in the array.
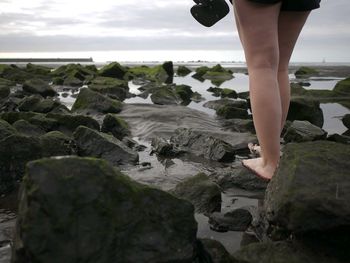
[{"xmin": 0, "ymin": 0, "xmax": 349, "ymax": 62}]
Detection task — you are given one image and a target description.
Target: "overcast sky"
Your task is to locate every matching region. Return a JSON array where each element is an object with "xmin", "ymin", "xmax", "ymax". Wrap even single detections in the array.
[{"xmin": 0, "ymin": 0, "xmax": 349, "ymax": 62}]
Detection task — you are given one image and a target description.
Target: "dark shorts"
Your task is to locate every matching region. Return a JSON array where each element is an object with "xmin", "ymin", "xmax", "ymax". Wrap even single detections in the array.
[{"xmin": 248, "ymin": 0, "xmax": 321, "ymax": 11}]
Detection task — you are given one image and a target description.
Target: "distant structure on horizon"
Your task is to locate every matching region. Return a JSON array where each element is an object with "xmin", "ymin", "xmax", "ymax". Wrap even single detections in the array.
[{"xmin": 0, "ymin": 57, "xmax": 93, "ymax": 63}]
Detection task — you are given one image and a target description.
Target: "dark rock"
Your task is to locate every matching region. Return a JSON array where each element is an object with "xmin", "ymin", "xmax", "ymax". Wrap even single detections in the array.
[
  {"xmin": 22, "ymin": 79, "xmax": 56, "ymax": 97},
  {"xmin": 233, "ymin": 240, "xmax": 342, "ymax": 263},
  {"xmin": 0, "ymin": 119, "xmax": 17, "ymax": 140},
  {"xmin": 283, "ymin": 120, "xmax": 327, "ymax": 143},
  {"xmin": 198, "ymin": 238, "xmax": 237, "ymax": 263},
  {"xmin": 101, "ymin": 113, "xmax": 131, "ymax": 140},
  {"xmin": 18, "ymin": 95, "xmax": 62, "ymax": 113},
  {"xmin": 51, "ymin": 63, "xmax": 95, "ymax": 79},
  {"xmin": 287, "ymin": 97, "xmax": 324, "ymax": 127},
  {"xmin": 342, "ymin": 114, "xmax": 350, "ymax": 129},
  {"xmin": 0, "ymin": 111, "xmax": 40, "ymax": 124},
  {"xmin": 294, "ymin": 66, "xmax": 319, "ymax": 78},
  {"xmin": 62, "ymin": 75, "xmax": 83, "ymax": 87},
  {"xmin": 71, "ymin": 88, "xmax": 123, "ymax": 114},
  {"xmin": 12, "ymin": 119, "xmax": 46, "ymax": 137},
  {"xmin": 333, "ymin": 77, "xmax": 350, "ymax": 95},
  {"xmin": 28, "ymin": 114, "xmax": 59, "ymax": 132},
  {"xmin": 52, "ymin": 76, "xmax": 64, "ymax": 85},
  {"xmin": 98, "ymin": 61, "xmax": 128, "ymax": 79},
  {"xmin": 169, "ymin": 172, "xmax": 222, "ymax": 215},
  {"xmin": 45, "ymin": 113, "xmax": 100, "ymax": 136},
  {"xmin": 0, "ymin": 64, "xmax": 36, "ymax": 83},
  {"xmin": 0, "ymin": 85, "xmax": 10, "ymax": 99},
  {"xmin": 217, "ymin": 105, "xmax": 249, "ymax": 119},
  {"xmin": 220, "ymin": 119, "xmax": 255, "ymax": 133},
  {"xmin": 150, "ymin": 86, "xmax": 182, "ymax": 105},
  {"xmin": 265, "ymin": 141, "xmax": 350, "ymax": 233},
  {"xmin": 73, "ymin": 125, "xmax": 139, "ymax": 166},
  {"xmin": 209, "ymin": 164, "xmax": 269, "ymax": 191},
  {"xmin": 326, "ymin": 133, "xmax": 350, "ymax": 144},
  {"xmin": 151, "ymin": 137, "xmax": 183, "ymax": 157},
  {"xmin": 191, "ymin": 91, "xmax": 205, "ymax": 102},
  {"xmin": 170, "ymin": 128, "xmax": 236, "ymax": 162},
  {"xmin": 207, "ymin": 87, "xmax": 222, "ymax": 97},
  {"xmin": 88, "ymin": 76, "xmax": 128, "ymax": 101},
  {"xmin": 129, "ymin": 65, "xmax": 170, "ymax": 83},
  {"xmin": 221, "ymin": 88, "xmax": 238, "ymax": 99},
  {"xmin": 209, "ymin": 209, "xmax": 252, "ymax": 232},
  {"xmin": 26, "ymin": 63, "xmax": 51, "ymax": 75},
  {"xmin": 0, "ymin": 135, "xmax": 42, "ymax": 195},
  {"xmin": 39, "ymin": 131, "xmax": 74, "ymax": 157},
  {"xmin": 203, "ymin": 99, "xmax": 248, "ymax": 111},
  {"xmin": 162, "ymin": 61, "xmax": 174, "ymax": 77},
  {"xmin": 12, "ymin": 156, "xmax": 198, "ymax": 263},
  {"xmin": 177, "ymin": 66, "xmax": 192, "ymax": 76},
  {"xmin": 174, "ymin": 84, "xmax": 194, "ymax": 102}
]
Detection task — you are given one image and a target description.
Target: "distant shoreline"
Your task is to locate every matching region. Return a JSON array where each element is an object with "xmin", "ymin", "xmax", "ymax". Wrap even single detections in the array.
[{"xmin": 0, "ymin": 58, "xmax": 93, "ymax": 62}]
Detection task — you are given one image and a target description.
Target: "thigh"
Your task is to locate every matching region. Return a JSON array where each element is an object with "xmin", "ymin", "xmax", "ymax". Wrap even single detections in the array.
[
  {"xmin": 278, "ymin": 11, "xmax": 310, "ymax": 71},
  {"xmin": 233, "ymin": 0, "xmax": 282, "ymax": 70}
]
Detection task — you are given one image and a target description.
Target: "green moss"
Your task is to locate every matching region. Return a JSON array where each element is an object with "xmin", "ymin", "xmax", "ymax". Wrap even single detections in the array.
[
  {"xmin": 294, "ymin": 66, "xmax": 319, "ymax": 78},
  {"xmin": 333, "ymin": 77, "xmax": 350, "ymax": 94}
]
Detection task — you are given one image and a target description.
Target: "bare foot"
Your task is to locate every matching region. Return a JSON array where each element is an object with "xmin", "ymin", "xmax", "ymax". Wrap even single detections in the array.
[{"xmin": 242, "ymin": 157, "xmax": 277, "ymax": 180}]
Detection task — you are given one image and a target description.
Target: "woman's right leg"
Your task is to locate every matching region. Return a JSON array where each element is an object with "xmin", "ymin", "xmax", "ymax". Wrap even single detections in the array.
[{"xmin": 233, "ymin": 0, "xmax": 282, "ymax": 179}]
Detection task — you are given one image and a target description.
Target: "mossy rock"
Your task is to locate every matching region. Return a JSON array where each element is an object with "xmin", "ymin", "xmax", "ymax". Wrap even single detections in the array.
[
  {"xmin": 221, "ymin": 88, "xmax": 238, "ymax": 99},
  {"xmin": 28, "ymin": 114, "xmax": 59, "ymax": 132},
  {"xmin": 51, "ymin": 63, "xmax": 95, "ymax": 78},
  {"xmin": 0, "ymin": 134, "xmax": 42, "ymax": 195},
  {"xmin": 283, "ymin": 120, "xmax": 327, "ymax": 143},
  {"xmin": 265, "ymin": 141, "xmax": 350, "ymax": 233},
  {"xmin": 12, "ymin": 119, "xmax": 47, "ymax": 137},
  {"xmin": 98, "ymin": 61, "xmax": 128, "ymax": 80},
  {"xmin": 45, "ymin": 113, "xmax": 100, "ymax": 135},
  {"xmin": 18, "ymin": 94, "xmax": 43, "ymax": 111},
  {"xmin": 294, "ymin": 66, "xmax": 319, "ymax": 78},
  {"xmin": 12, "ymin": 156, "xmax": 198, "ymax": 263},
  {"xmin": 216, "ymin": 105, "xmax": 249, "ymax": 119},
  {"xmin": 40, "ymin": 131, "xmax": 74, "ymax": 157},
  {"xmin": 0, "ymin": 119, "xmax": 17, "ymax": 140},
  {"xmin": 62, "ymin": 75, "xmax": 83, "ymax": 87},
  {"xmin": 199, "ymin": 239, "xmax": 237, "ymax": 263},
  {"xmin": 168, "ymin": 172, "xmax": 222, "ymax": 215},
  {"xmin": 26, "ymin": 63, "xmax": 52, "ymax": 75},
  {"xmin": 129, "ymin": 64, "xmax": 170, "ymax": 83},
  {"xmin": 88, "ymin": 77, "xmax": 129, "ymax": 101},
  {"xmin": 333, "ymin": 77, "xmax": 350, "ymax": 95},
  {"xmin": 22, "ymin": 78, "xmax": 57, "ymax": 97},
  {"xmin": 287, "ymin": 97, "xmax": 324, "ymax": 128},
  {"xmin": 101, "ymin": 113, "xmax": 131, "ymax": 140},
  {"xmin": 71, "ymin": 88, "xmax": 123, "ymax": 114},
  {"xmin": 0, "ymin": 86, "xmax": 10, "ymax": 99},
  {"xmin": 52, "ymin": 76, "xmax": 64, "ymax": 85},
  {"xmin": 0, "ymin": 64, "xmax": 35, "ymax": 83},
  {"xmin": 150, "ymin": 86, "xmax": 182, "ymax": 105},
  {"xmin": 174, "ymin": 84, "xmax": 194, "ymax": 102},
  {"xmin": 0, "ymin": 111, "xmax": 41, "ymax": 124},
  {"xmin": 177, "ymin": 66, "xmax": 192, "ymax": 76},
  {"xmin": 73, "ymin": 125, "xmax": 139, "ymax": 166},
  {"xmin": 207, "ymin": 87, "xmax": 222, "ymax": 97}
]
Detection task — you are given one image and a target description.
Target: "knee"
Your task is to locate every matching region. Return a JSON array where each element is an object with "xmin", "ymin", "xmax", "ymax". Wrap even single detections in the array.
[{"xmin": 246, "ymin": 46, "xmax": 279, "ymax": 72}]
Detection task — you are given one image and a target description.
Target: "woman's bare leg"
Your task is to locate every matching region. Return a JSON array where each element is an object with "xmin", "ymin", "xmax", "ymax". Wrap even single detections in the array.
[
  {"xmin": 250, "ymin": 11, "xmax": 311, "ymax": 157},
  {"xmin": 233, "ymin": 0, "xmax": 282, "ymax": 179},
  {"xmin": 278, "ymin": 11, "xmax": 311, "ymax": 133}
]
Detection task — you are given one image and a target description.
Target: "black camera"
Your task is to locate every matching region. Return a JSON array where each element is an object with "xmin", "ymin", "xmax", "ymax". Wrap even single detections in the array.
[{"xmin": 191, "ymin": 0, "xmax": 233, "ymax": 27}]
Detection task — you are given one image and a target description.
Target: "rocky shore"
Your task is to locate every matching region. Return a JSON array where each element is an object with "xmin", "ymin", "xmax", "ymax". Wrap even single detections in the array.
[{"xmin": 0, "ymin": 61, "xmax": 349, "ymax": 262}]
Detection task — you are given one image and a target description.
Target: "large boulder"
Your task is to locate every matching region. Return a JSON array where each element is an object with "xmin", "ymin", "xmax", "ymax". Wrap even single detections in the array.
[
  {"xmin": 12, "ymin": 156, "xmax": 198, "ymax": 263},
  {"xmin": 170, "ymin": 128, "xmax": 236, "ymax": 162},
  {"xmin": 22, "ymin": 79, "xmax": 56, "ymax": 97},
  {"xmin": 71, "ymin": 88, "xmax": 123, "ymax": 114},
  {"xmin": 265, "ymin": 141, "xmax": 350, "ymax": 234},
  {"xmin": 283, "ymin": 120, "xmax": 327, "ymax": 143},
  {"xmin": 98, "ymin": 61, "xmax": 128, "ymax": 79},
  {"xmin": 169, "ymin": 172, "xmax": 222, "ymax": 215},
  {"xmin": 26, "ymin": 63, "xmax": 51, "ymax": 75},
  {"xmin": 209, "ymin": 209, "xmax": 252, "ymax": 232},
  {"xmin": 129, "ymin": 63, "xmax": 172, "ymax": 83},
  {"xmin": 150, "ymin": 86, "xmax": 182, "ymax": 105},
  {"xmin": 0, "ymin": 135, "xmax": 42, "ymax": 195},
  {"xmin": 12, "ymin": 119, "xmax": 46, "ymax": 137},
  {"xmin": 287, "ymin": 97, "xmax": 324, "ymax": 128},
  {"xmin": 73, "ymin": 125, "xmax": 139, "ymax": 166}
]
